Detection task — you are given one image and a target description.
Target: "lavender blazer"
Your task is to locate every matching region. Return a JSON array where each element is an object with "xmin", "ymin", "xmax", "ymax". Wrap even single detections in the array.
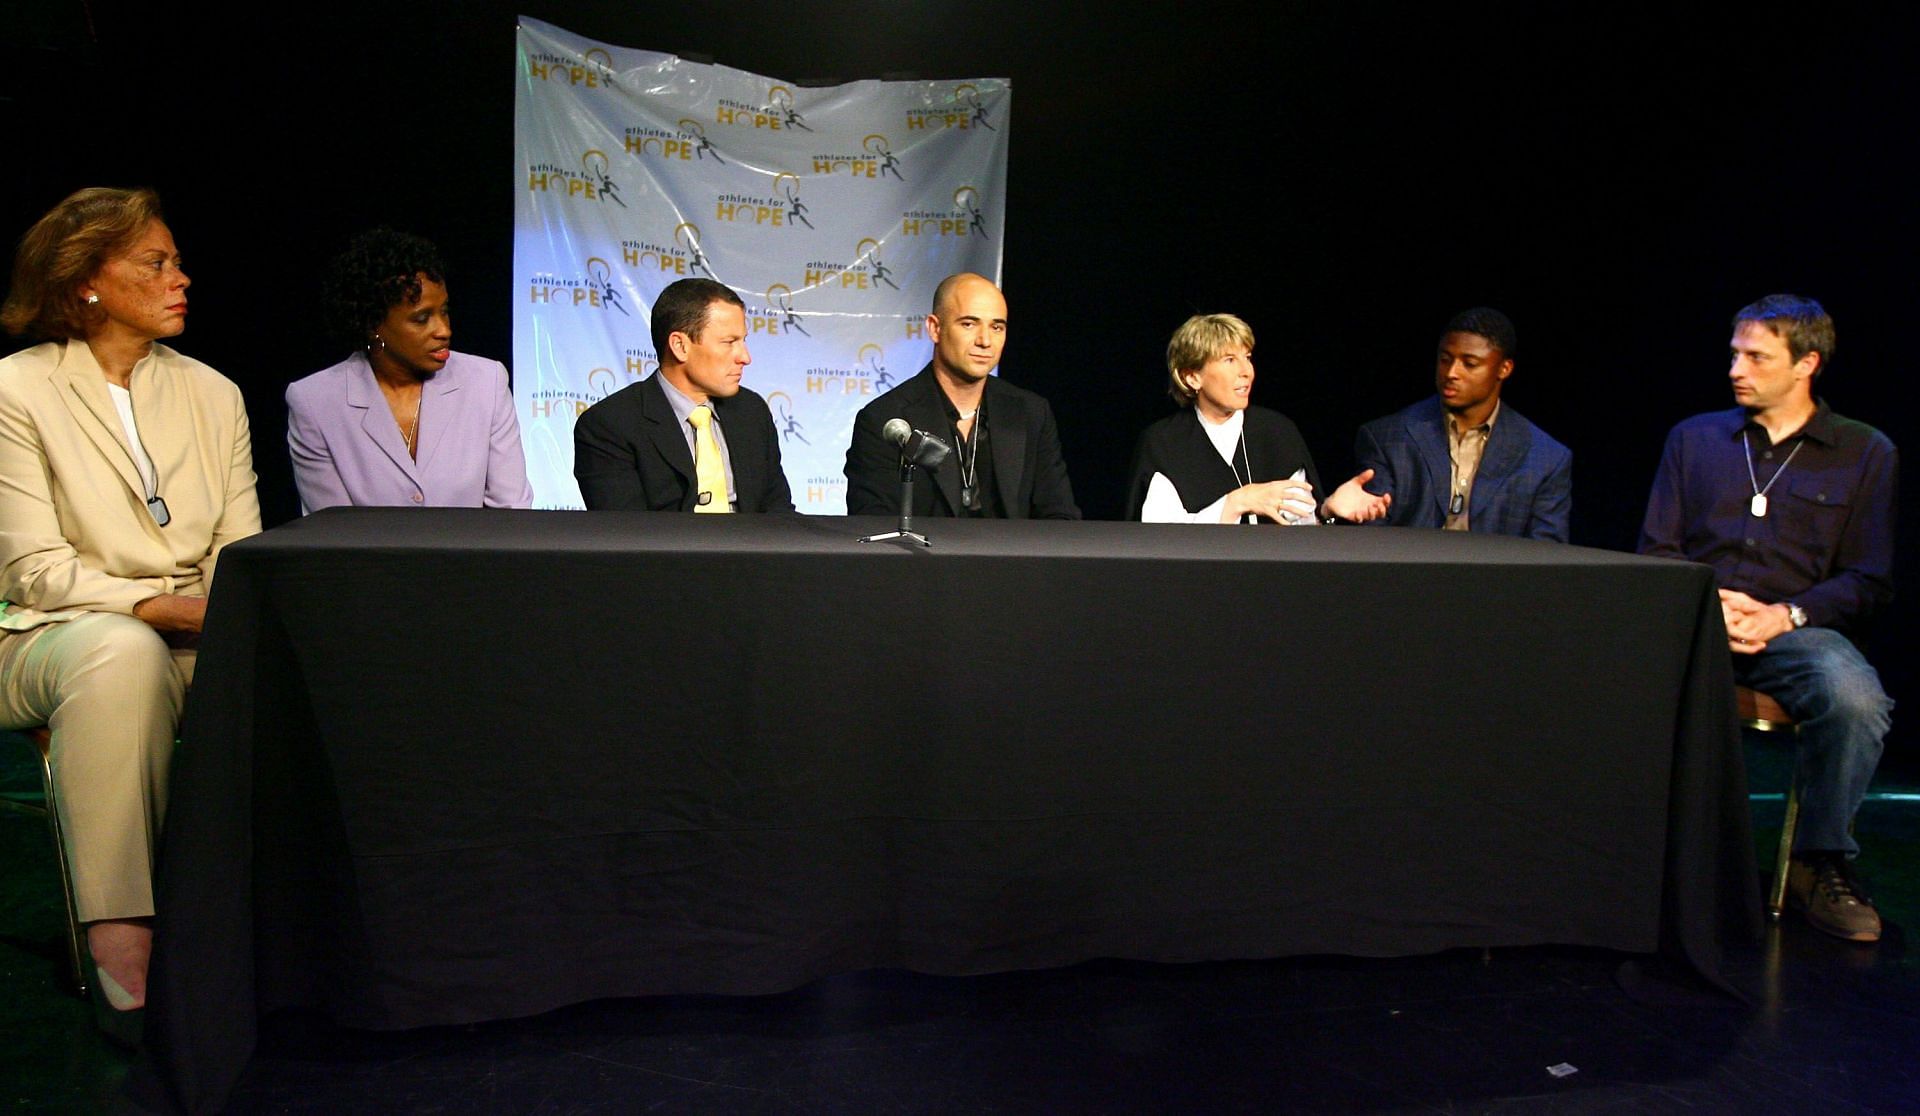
[{"xmin": 286, "ymin": 351, "xmax": 533, "ymax": 512}]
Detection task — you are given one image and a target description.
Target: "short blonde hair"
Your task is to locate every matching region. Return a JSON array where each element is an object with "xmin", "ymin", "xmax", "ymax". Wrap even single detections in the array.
[
  {"xmin": 2, "ymin": 187, "xmax": 166, "ymax": 341},
  {"xmin": 1165, "ymin": 313, "xmax": 1254, "ymax": 404}
]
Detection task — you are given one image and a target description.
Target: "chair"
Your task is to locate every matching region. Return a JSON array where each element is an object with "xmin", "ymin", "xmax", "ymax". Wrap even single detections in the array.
[
  {"xmin": 0, "ymin": 727, "xmax": 88, "ymax": 997},
  {"xmin": 1735, "ymin": 686, "xmax": 1799, "ymax": 921}
]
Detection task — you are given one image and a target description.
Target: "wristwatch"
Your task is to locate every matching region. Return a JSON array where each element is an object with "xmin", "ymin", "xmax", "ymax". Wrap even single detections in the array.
[{"xmin": 1785, "ymin": 602, "xmax": 1809, "ymax": 629}]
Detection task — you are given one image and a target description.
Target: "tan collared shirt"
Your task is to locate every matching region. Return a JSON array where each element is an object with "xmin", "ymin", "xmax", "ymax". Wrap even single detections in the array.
[{"xmin": 1445, "ymin": 402, "xmax": 1499, "ymax": 531}]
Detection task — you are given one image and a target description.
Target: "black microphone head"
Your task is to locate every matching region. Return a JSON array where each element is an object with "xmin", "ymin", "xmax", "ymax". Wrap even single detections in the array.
[
  {"xmin": 904, "ymin": 430, "xmax": 952, "ymax": 468},
  {"xmin": 882, "ymin": 417, "xmax": 913, "ymax": 447}
]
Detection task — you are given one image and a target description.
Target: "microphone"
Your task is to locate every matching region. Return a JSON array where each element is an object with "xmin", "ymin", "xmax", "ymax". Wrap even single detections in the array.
[
  {"xmin": 882, "ymin": 418, "xmax": 951, "ymax": 467},
  {"xmin": 861, "ymin": 421, "xmax": 939, "ymax": 546}
]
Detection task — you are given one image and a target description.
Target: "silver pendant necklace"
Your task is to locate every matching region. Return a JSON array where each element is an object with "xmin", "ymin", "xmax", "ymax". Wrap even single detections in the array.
[
  {"xmin": 1230, "ymin": 433, "xmax": 1254, "ymax": 524},
  {"xmin": 1743, "ymin": 428, "xmax": 1803, "ymax": 517},
  {"xmin": 1230, "ymin": 433, "xmax": 1251, "ymax": 488},
  {"xmin": 956, "ymin": 406, "xmax": 982, "ymax": 512}
]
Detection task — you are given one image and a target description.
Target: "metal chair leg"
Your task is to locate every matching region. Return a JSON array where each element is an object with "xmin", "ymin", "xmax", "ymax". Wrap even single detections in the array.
[
  {"xmin": 33, "ymin": 729, "xmax": 90, "ymax": 997},
  {"xmin": 1737, "ymin": 686, "xmax": 1801, "ymax": 924},
  {"xmin": 5, "ymin": 728, "xmax": 89, "ymax": 998},
  {"xmin": 1768, "ymin": 781, "xmax": 1799, "ymax": 921}
]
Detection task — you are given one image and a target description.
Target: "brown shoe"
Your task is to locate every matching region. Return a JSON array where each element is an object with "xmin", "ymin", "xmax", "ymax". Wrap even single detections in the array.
[{"xmin": 1787, "ymin": 855, "xmax": 1882, "ymax": 942}]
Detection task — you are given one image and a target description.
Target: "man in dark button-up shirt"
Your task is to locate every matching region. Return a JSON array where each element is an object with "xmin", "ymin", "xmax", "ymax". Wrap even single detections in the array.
[{"xmin": 1640, "ymin": 294, "xmax": 1897, "ymax": 943}]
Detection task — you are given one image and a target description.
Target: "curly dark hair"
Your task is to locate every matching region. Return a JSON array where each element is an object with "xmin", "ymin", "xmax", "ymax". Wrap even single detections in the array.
[
  {"xmin": 1442, "ymin": 307, "xmax": 1517, "ymax": 359},
  {"xmin": 322, "ymin": 227, "xmax": 447, "ymax": 350}
]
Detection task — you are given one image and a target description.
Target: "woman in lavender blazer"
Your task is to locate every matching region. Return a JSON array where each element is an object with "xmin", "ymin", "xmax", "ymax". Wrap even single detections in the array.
[{"xmin": 287, "ymin": 229, "xmax": 532, "ymax": 511}]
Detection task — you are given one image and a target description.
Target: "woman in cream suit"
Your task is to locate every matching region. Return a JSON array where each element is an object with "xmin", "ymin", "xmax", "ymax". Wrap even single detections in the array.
[{"xmin": 0, "ymin": 188, "xmax": 261, "ymax": 1017}]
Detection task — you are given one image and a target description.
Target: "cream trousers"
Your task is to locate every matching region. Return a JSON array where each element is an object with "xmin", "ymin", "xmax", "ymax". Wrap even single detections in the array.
[{"xmin": 1, "ymin": 612, "xmax": 194, "ymax": 922}]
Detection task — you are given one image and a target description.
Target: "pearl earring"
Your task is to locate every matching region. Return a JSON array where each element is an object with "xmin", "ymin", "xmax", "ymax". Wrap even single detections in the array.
[{"xmin": 86, "ymin": 294, "xmax": 100, "ymax": 305}]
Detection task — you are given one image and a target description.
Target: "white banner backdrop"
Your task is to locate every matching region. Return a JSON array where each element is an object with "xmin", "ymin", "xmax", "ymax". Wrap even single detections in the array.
[{"xmin": 512, "ymin": 18, "xmax": 1010, "ymax": 511}]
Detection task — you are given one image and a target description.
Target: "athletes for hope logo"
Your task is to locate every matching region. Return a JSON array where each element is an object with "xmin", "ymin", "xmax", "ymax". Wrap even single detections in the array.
[
  {"xmin": 805, "ymin": 342, "xmax": 889, "ymax": 396},
  {"xmin": 712, "ymin": 172, "xmax": 816, "ymax": 233},
  {"xmin": 524, "ymin": 48, "xmax": 615, "ymax": 89},
  {"xmin": 624, "ymin": 121, "xmax": 723, "ymax": 165},
  {"xmin": 715, "ymin": 84, "xmax": 813, "ymax": 131},
  {"xmin": 528, "ymin": 150, "xmax": 625, "ymax": 205},
  {"xmin": 621, "ymin": 238, "xmax": 702, "ymax": 278},
  {"xmin": 901, "ymin": 186, "xmax": 989, "ymax": 237},
  {"xmin": 527, "ymin": 387, "xmax": 594, "ymax": 420},
  {"xmin": 905, "ymin": 83, "xmax": 998, "ymax": 131},
  {"xmin": 528, "ymin": 256, "xmax": 630, "ymax": 315},
  {"xmin": 714, "ymin": 188, "xmax": 791, "ymax": 228},
  {"xmin": 810, "ymin": 134, "xmax": 905, "ymax": 181},
  {"xmin": 799, "ymin": 238, "xmax": 900, "ymax": 293}
]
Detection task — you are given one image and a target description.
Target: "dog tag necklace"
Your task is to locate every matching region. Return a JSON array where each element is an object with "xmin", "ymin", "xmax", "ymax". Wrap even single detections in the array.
[
  {"xmin": 955, "ymin": 404, "xmax": 983, "ymax": 511},
  {"xmin": 1743, "ymin": 428, "xmax": 1803, "ymax": 517}
]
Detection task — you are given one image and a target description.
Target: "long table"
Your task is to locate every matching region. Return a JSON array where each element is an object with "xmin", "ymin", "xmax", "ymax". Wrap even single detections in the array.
[{"xmin": 130, "ymin": 510, "xmax": 1761, "ymax": 1112}]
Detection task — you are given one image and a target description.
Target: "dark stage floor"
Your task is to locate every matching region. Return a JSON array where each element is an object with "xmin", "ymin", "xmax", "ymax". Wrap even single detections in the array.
[{"xmin": 5, "ymin": 732, "xmax": 1917, "ymax": 1115}]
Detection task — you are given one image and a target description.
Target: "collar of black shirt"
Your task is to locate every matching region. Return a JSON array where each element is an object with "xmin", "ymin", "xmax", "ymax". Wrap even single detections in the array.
[
  {"xmin": 1733, "ymin": 397, "xmax": 1837, "ymax": 448},
  {"xmin": 939, "ymin": 392, "xmax": 986, "ymax": 434}
]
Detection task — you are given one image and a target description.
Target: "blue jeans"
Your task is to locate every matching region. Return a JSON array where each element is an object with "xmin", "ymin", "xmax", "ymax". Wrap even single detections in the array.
[{"xmin": 1733, "ymin": 627, "xmax": 1893, "ymax": 857}]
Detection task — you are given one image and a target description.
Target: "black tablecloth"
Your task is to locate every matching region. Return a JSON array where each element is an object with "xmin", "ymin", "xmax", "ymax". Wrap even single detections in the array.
[{"xmin": 130, "ymin": 510, "xmax": 1760, "ymax": 1112}]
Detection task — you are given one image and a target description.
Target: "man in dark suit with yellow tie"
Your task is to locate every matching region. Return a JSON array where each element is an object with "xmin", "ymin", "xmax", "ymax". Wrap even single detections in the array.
[{"xmin": 574, "ymin": 277, "xmax": 794, "ymax": 513}]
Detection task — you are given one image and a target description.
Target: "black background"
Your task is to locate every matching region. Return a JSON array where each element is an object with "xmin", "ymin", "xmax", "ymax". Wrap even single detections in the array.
[{"xmin": 3, "ymin": 1, "xmax": 1914, "ymax": 712}]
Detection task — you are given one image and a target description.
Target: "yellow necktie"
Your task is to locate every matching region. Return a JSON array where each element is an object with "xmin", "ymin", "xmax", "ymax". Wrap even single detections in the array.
[{"xmin": 687, "ymin": 404, "xmax": 732, "ymax": 513}]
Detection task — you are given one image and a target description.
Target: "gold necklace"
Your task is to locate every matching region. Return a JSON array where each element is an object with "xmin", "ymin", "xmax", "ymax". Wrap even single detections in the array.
[{"xmin": 385, "ymin": 387, "xmax": 421, "ymax": 458}]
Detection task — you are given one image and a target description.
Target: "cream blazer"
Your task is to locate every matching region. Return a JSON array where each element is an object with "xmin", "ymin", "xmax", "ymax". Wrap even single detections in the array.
[{"xmin": 0, "ymin": 340, "xmax": 261, "ymax": 631}]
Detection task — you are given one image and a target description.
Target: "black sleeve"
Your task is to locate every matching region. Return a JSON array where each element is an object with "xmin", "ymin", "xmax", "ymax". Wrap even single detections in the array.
[
  {"xmin": 844, "ymin": 404, "xmax": 898, "ymax": 516},
  {"xmin": 1026, "ymin": 398, "xmax": 1081, "ymax": 520},
  {"xmin": 573, "ymin": 401, "xmax": 651, "ymax": 511},
  {"xmin": 1123, "ymin": 426, "xmax": 1159, "ymax": 521}
]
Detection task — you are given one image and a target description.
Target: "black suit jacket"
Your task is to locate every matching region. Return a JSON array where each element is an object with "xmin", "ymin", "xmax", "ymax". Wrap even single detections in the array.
[
  {"xmin": 844, "ymin": 364, "xmax": 1080, "ymax": 519},
  {"xmin": 573, "ymin": 375, "xmax": 795, "ymax": 512},
  {"xmin": 1123, "ymin": 405, "xmax": 1321, "ymax": 521}
]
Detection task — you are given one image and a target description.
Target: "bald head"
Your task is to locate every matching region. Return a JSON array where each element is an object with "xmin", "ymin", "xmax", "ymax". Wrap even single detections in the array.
[
  {"xmin": 926, "ymin": 272, "xmax": 1008, "ymax": 384},
  {"xmin": 931, "ymin": 272, "xmax": 1000, "ymax": 317}
]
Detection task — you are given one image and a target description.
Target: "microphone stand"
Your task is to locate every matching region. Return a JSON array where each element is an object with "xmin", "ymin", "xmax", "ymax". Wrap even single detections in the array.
[{"xmin": 858, "ymin": 455, "xmax": 933, "ymax": 547}]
